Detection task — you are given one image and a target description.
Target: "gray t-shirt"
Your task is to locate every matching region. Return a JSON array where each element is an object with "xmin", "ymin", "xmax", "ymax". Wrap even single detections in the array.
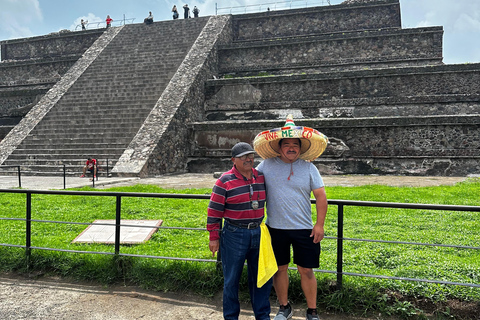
[{"xmin": 256, "ymin": 157, "xmax": 324, "ymax": 229}]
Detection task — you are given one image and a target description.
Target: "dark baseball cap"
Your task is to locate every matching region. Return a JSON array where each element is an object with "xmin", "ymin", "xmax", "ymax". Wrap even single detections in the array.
[{"xmin": 231, "ymin": 142, "xmax": 255, "ymax": 158}]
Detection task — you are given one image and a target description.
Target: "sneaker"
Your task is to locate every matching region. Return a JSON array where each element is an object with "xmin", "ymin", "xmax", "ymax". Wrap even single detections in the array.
[
  {"xmin": 80, "ymin": 174, "xmax": 85, "ymax": 178},
  {"xmin": 274, "ymin": 303, "xmax": 293, "ymax": 320},
  {"xmin": 306, "ymin": 309, "xmax": 320, "ymax": 320}
]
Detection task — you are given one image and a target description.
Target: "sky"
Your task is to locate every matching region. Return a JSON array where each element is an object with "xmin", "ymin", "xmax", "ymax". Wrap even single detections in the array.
[{"xmin": 0, "ymin": 0, "xmax": 479, "ymax": 64}]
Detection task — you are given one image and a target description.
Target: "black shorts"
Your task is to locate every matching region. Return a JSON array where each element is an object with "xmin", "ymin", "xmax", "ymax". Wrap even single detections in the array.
[{"xmin": 267, "ymin": 226, "xmax": 320, "ymax": 268}]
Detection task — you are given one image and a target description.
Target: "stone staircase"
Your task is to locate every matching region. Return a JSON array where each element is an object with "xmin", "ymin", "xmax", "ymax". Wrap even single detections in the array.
[
  {"xmin": 1, "ymin": 18, "xmax": 208, "ymax": 175},
  {"xmin": 187, "ymin": 0, "xmax": 480, "ymax": 176},
  {"xmin": 1, "ymin": 0, "xmax": 479, "ymax": 178}
]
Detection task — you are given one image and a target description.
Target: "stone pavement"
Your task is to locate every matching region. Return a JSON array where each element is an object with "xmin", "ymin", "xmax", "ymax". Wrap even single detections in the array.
[{"xmin": 0, "ymin": 173, "xmax": 470, "ymax": 191}]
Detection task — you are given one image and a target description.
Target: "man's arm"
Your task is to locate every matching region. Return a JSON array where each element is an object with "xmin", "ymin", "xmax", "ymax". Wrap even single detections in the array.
[
  {"xmin": 310, "ymin": 187, "xmax": 327, "ymax": 243},
  {"xmin": 207, "ymin": 179, "xmax": 227, "ymax": 257}
]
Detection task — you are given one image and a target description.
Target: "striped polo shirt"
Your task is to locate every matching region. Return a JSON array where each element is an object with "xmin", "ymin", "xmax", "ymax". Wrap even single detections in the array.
[{"xmin": 207, "ymin": 166, "xmax": 266, "ymax": 241}]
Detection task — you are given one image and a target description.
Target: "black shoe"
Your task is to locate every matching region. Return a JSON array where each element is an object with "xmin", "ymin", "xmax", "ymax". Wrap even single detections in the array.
[
  {"xmin": 306, "ymin": 308, "xmax": 320, "ymax": 320},
  {"xmin": 274, "ymin": 303, "xmax": 293, "ymax": 319}
]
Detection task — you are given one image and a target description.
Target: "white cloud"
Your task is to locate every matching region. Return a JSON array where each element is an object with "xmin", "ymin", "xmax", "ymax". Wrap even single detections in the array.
[
  {"xmin": 0, "ymin": 0, "xmax": 42, "ymax": 39},
  {"xmin": 453, "ymin": 13, "xmax": 480, "ymax": 33}
]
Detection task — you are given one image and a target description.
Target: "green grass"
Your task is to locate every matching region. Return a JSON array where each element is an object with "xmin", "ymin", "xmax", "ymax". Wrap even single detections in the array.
[{"xmin": 1, "ymin": 179, "xmax": 479, "ymax": 319}]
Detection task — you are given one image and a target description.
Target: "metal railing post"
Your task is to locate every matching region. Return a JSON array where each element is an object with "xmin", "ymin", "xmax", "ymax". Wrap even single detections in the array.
[
  {"xmin": 336, "ymin": 204, "xmax": 344, "ymax": 290},
  {"xmin": 17, "ymin": 166, "xmax": 21, "ymax": 188},
  {"xmin": 26, "ymin": 192, "xmax": 32, "ymax": 268},
  {"xmin": 63, "ymin": 165, "xmax": 66, "ymax": 189},
  {"xmin": 115, "ymin": 196, "xmax": 121, "ymax": 255},
  {"xmin": 106, "ymin": 159, "xmax": 109, "ymax": 177}
]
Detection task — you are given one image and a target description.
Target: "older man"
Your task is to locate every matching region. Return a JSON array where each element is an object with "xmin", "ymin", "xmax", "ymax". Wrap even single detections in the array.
[{"xmin": 207, "ymin": 142, "xmax": 272, "ymax": 320}]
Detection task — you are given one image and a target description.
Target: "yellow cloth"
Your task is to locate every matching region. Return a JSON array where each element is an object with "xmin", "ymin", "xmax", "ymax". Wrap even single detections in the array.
[{"xmin": 257, "ymin": 222, "xmax": 278, "ymax": 288}]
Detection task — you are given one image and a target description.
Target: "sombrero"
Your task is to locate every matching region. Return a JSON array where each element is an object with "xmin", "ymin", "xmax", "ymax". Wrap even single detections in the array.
[{"xmin": 253, "ymin": 115, "xmax": 328, "ymax": 161}]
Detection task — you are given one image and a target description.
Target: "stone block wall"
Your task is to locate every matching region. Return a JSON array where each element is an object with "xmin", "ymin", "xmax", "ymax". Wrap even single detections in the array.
[
  {"xmin": 0, "ymin": 59, "xmax": 75, "ymax": 85},
  {"xmin": 232, "ymin": 0, "xmax": 400, "ymax": 41},
  {"xmin": 189, "ymin": 115, "xmax": 480, "ymax": 176},
  {"xmin": 204, "ymin": 63, "xmax": 480, "ymax": 120},
  {"xmin": 218, "ymin": 27, "xmax": 443, "ymax": 74},
  {"xmin": 0, "ymin": 30, "xmax": 103, "ymax": 61},
  {"xmin": 0, "ymin": 87, "xmax": 49, "ymax": 117}
]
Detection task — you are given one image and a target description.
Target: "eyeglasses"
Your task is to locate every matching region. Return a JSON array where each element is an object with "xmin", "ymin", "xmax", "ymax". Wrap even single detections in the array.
[{"xmin": 237, "ymin": 154, "xmax": 255, "ymax": 161}]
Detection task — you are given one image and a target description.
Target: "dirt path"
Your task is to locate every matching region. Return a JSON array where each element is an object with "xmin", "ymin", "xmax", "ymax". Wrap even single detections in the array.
[
  {"xmin": 0, "ymin": 273, "xmax": 369, "ymax": 320},
  {"xmin": 94, "ymin": 173, "xmax": 468, "ymax": 189}
]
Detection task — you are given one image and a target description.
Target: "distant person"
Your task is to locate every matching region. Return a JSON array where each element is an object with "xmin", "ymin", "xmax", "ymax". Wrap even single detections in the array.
[
  {"xmin": 106, "ymin": 15, "xmax": 112, "ymax": 28},
  {"xmin": 81, "ymin": 158, "xmax": 97, "ymax": 178},
  {"xmin": 172, "ymin": 5, "xmax": 179, "ymax": 19},
  {"xmin": 183, "ymin": 4, "xmax": 190, "ymax": 19},
  {"xmin": 81, "ymin": 19, "xmax": 88, "ymax": 30},
  {"xmin": 193, "ymin": 6, "xmax": 199, "ymax": 17},
  {"xmin": 144, "ymin": 11, "xmax": 153, "ymax": 25}
]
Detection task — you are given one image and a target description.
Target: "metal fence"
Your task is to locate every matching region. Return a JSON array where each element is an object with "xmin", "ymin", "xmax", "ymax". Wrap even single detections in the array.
[
  {"xmin": 0, "ymin": 160, "xmax": 112, "ymax": 189},
  {"xmin": 74, "ymin": 17, "xmax": 135, "ymax": 31},
  {"xmin": 216, "ymin": 0, "xmax": 331, "ymax": 15},
  {"xmin": 0, "ymin": 188, "xmax": 479, "ymax": 290}
]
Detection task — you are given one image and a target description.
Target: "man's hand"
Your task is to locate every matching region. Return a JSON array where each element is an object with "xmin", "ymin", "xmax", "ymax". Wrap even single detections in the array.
[
  {"xmin": 310, "ymin": 223, "xmax": 324, "ymax": 244},
  {"xmin": 209, "ymin": 240, "xmax": 219, "ymax": 257}
]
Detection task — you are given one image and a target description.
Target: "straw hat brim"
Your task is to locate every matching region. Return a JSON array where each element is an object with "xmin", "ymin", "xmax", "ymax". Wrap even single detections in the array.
[{"xmin": 253, "ymin": 125, "xmax": 328, "ymax": 161}]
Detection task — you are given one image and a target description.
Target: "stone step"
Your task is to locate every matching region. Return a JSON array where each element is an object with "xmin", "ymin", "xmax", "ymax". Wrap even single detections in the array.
[
  {"xmin": 14, "ymin": 146, "xmax": 126, "ymax": 153},
  {"xmin": 33, "ymin": 119, "xmax": 147, "ymax": 128},
  {"xmin": 19, "ymin": 136, "xmax": 132, "ymax": 145},
  {"xmin": 8, "ymin": 149, "xmax": 124, "ymax": 157},
  {"xmin": 30, "ymin": 129, "xmax": 140, "ymax": 136},
  {"xmin": 39, "ymin": 115, "xmax": 150, "ymax": 123},
  {"xmin": 65, "ymin": 83, "xmax": 168, "ymax": 92},
  {"xmin": 17, "ymin": 141, "xmax": 127, "ymax": 148},
  {"xmin": 34, "ymin": 119, "xmax": 148, "ymax": 128}
]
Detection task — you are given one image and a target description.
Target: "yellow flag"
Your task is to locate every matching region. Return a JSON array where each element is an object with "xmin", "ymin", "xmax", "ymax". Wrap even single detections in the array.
[{"xmin": 257, "ymin": 223, "xmax": 278, "ymax": 288}]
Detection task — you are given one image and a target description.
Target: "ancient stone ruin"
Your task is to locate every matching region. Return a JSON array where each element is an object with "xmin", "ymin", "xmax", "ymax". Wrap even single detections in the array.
[{"xmin": 0, "ymin": 0, "xmax": 479, "ymax": 177}]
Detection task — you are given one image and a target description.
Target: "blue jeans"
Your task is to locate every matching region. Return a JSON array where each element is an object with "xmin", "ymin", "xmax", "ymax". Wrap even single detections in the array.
[{"xmin": 221, "ymin": 222, "xmax": 272, "ymax": 320}]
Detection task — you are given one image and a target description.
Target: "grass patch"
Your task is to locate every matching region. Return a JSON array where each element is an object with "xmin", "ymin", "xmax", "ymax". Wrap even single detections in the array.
[{"xmin": 1, "ymin": 180, "xmax": 479, "ymax": 319}]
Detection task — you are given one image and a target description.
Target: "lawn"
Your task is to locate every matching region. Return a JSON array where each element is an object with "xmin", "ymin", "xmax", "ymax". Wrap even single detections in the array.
[{"xmin": 0, "ymin": 179, "xmax": 479, "ymax": 319}]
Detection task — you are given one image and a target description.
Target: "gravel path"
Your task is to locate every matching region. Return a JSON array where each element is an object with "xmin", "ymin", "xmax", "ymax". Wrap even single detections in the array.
[{"xmin": 0, "ymin": 273, "xmax": 369, "ymax": 320}]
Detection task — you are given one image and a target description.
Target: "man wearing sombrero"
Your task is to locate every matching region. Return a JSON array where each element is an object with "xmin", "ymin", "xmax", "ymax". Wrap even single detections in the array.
[{"xmin": 254, "ymin": 115, "xmax": 329, "ymax": 320}]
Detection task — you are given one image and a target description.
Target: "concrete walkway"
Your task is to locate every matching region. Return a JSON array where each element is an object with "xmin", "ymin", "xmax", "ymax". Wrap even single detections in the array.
[{"xmin": 0, "ymin": 173, "xmax": 469, "ymax": 191}]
